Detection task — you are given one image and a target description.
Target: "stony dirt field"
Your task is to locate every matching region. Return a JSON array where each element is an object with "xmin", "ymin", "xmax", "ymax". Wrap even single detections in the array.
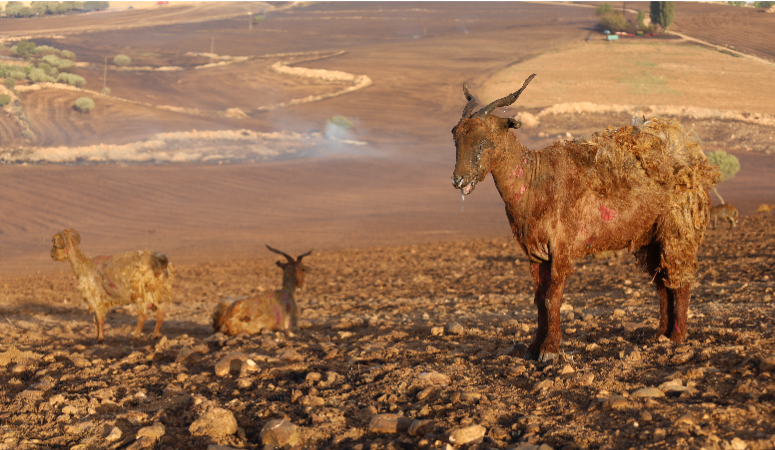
[{"xmin": 1, "ymin": 213, "xmax": 773, "ymax": 450}]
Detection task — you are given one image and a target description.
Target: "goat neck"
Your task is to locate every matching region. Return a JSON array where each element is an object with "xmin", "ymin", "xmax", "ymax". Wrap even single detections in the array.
[{"xmin": 60, "ymin": 234, "xmax": 95, "ymax": 278}]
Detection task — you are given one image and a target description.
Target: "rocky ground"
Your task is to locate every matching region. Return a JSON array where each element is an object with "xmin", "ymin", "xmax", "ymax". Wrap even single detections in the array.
[{"xmin": 1, "ymin": 214, "xmax": 774, "ymax": 450}]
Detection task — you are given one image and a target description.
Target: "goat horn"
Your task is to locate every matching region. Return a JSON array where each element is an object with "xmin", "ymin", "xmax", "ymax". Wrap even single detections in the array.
[
  {"xmin": 63, "ymin": 229, "xmax": 80, "ymax": 245},
  {"xmin": 461, "ymin": 82, "xmax": 478, "ymax": 119},
  {"xmin": 265, "ymin": 244, "xmax": 294, "ymax": 263},
  {"xmin": 475, "ymin": 73, "xmax": 536, "ymax": 119},
  {"xmin": 296, "ymin": 250, "xmax": 313, "ymax": 261}
]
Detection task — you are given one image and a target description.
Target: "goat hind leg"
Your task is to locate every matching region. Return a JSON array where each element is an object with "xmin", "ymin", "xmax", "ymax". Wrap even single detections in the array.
[
  {"xmin": 151, "ymin": 307, "xmax": 165, "ymax": 339},
  {"xmin": 134, "ymin": 309, "xmax": 147, "ymax": 339},
  {"xmin": 525, "ymin": 261, "xmax": 555, "ymax": 361},
  {"xmin": 94, "ymin": 314, "xmax": 106, "ymax": 344},
  {"xmin": 668, "ymin": 285, "xmax": 690, "ymax": 343}
]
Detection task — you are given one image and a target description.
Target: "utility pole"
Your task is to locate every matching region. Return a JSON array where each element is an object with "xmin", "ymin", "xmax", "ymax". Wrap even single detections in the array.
[
  {"xmin": 103, "ymin": 56, "xmax": 107, "ymax": 90},
  {"xmin": 248, "ymin": 11, "xmax": 252, "ymax": 30},
  {"xmin": 210, "ymin": 37, "xmax": 214, "ymax": 63}
]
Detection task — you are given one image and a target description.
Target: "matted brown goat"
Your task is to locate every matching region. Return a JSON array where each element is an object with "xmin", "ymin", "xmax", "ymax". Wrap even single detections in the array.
[
  {"xmin": 50, "ymin": 229, "xmax": 174, "ymax": 343},
  {"xmin": 212, "ymin": 245, "xmax": 311, "ymax": 336},
  {"xmin": 452, "ymin": 74, "xmax": 720, "ymax": 361}
]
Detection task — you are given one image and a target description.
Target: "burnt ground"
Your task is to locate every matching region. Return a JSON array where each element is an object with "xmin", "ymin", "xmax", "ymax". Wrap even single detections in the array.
[{"xmin": 1, "ymin": 213, "xmax": 773, "ymax": 450}]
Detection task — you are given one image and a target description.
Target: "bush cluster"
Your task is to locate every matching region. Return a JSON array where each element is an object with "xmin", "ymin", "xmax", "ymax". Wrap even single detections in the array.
[
  {"xmin": 74, "ymin": 96, "xmax": 95, "ymax": 113},
  {"xmin": 1, "ymin": 40, "xmax": 84, "ymax": 88},
  {"xmin": 1, "ymin": 1, "xmax": 109, "ymax": 18},
  {"xmin": 0, "ymin": 94, "xmax": 11, "ymax": 107},
  {"xmin": 57, "ymin": 73, "xmax": 86, "ymax": 87}
]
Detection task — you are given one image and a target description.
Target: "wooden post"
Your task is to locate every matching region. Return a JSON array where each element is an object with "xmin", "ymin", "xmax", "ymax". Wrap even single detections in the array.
[
  {"xmin": 103, "ymin": 56, "xmax": 107, "ymax": 89},
  {"xmin": 249, "ymin": 12, "xmax": 252, "ymax": 30},
  {"xmin": 210, "ymin": 37, "xmax": 214, "ymax": 62}
]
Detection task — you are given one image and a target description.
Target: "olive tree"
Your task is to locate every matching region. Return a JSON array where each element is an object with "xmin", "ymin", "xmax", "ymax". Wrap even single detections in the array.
[
  {"xmin": 706, "ymin": 150, "xmax": 740, "ymax": 204},
  {"xmin": 74, "ymin": 97, "xmax": 95, "ymax": 113},
  {"xmin": 113, "ymin": 54, "xmax": 131, "ymax": 66}
]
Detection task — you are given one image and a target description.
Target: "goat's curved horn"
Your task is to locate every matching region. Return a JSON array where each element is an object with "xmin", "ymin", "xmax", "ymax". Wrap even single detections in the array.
[
  {"xmin": 296, "ymin": 250, "xmax": 313, "ymax": 261},
  {"xmin": 63, "ymin": 229, "xmax": 80, "ymax": 245},
  {"xmin": 266, "ymin": 244, "xmax": 294, "ymax": 263},
  {"xmin": 461, "ymin": 82, "xmax": 478, "ymax": 119},
  {"xmin": 474, "ymin": 73, "xmax": 536, "ymax": 119}
]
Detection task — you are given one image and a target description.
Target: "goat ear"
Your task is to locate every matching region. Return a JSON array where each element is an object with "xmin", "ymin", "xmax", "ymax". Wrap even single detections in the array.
[
  {"xmin": 63, "ymin": 229, "xmax": 80, "ymax": 245},
  {"xmin": 506, "ymin": 118, "xmax": 522, "ymax": 130}
]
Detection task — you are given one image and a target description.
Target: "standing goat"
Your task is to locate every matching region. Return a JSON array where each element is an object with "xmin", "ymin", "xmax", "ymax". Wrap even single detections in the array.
[
  {"xmin": 212, "ymin": 245, "xmax": 311, "ymax": 336},
  {"xmin": 710, "ymin": 204, "xmax": 738, "ymax": 229},
  {"xmin": 50, "ymin": 229, "xmax": 174, "ymax": 343},
  {"xmin": 451, "ymin": 74, "xmax": 720, "ymax": 361}
]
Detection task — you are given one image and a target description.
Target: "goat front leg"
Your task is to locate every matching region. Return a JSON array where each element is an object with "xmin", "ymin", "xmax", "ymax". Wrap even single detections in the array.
[
  {"xmin": 668, "ymin": 285, "xmax": 690, "ymax": 343},
  {"xmin": 94, "ymin": 314, "xmax": 106, "ymax": 344},
  {"xmin": 525, "ymin": 260, "xmax": 568, "ymax": 362},
  {"xmin": 151, "ymin": 307, "xmax": 165, "ymax": 339},
  {"xmin": 134, "ymin": 308, "xmax": 147, "ymax": 339}
]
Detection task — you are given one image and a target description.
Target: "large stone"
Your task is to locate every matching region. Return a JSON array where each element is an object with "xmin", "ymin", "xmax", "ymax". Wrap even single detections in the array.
[
  {"xmin": 214, "ymin": 353, "xmax": 249, "ymax": 377},
  {"xmin": 408, "ymin": 420, "xmax": 434, "ymax": 436},
  {"xmin": 368, "ymin": 414, "xmax": 412, "ymax": 434},
  {"xmin": 446, "ymin": 322, "xmax": 465, "ymax": 335},
  {"xmin": 631, "ymin": 387, "xmax": 666, "ymax": 398},
  {"xmin": 137, "ymin": 422, "xmax": 165, "ymax": 440},
  {"xmin": 260, "ymin": 419, "xmax": 301, "ymax": 448},
  {"xmin": 448, "ymin": 424, "xmax": 486, "ymax": 445},
  {"xmin": 417, "ymin": 371, "xmax": 451, "ymax": 386},
  {"xmin": 189, "ymin": 407, "xmax": 238, "ymax": 437}
]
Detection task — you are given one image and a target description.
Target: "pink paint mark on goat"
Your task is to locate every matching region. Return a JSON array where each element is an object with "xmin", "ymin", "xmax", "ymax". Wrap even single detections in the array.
[
  {"xmin": 675, "ymin": 323, "xmax": 681, "ymax": 333},
  {"xmin": 599, "ymin": 204, "xmax": 617, "ymax": 222},
  {"xmin": 586, "ymin": 235, "xmax": 596, "ymax": 246},
  {"xmin": 516, "ymin": 166, "xmax": 524, "ymax": 178},
  {"xmin": 520, "ymin": 185, "xmax": 527, "ymax": 194},
  {"xmin": 273, "ymin": 304, "xmax": 282, "ymax": 326}
]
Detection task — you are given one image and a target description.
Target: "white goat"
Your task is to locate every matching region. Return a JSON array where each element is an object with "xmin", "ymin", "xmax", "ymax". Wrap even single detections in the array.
[{"xmin": 50, "ymin": 229, "xmax": 174, "ymax": 342}]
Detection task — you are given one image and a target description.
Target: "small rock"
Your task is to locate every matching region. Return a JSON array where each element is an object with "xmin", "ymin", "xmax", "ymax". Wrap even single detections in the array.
[
  {"xmin": 260, "ymin": 419, "xmax": 301, "ymax": 449},
  {"xmin": 408, "ymin": 419, "xmax": 434, "ymax": 436},
  {"xmin": 214, "ymin": 353, "xmax": 249, "ymax": 377},
  {"xmin": 674, "ymin": 412, "xmax": 695, "ymax": 426},
  {"xmin": 653, "ymin": 428, "xmax": 667, "ymax": 441},
  {"xmin": 729, "ymin": 437, "xmax": 747, "ymax": 450},
  {"xmin": 585, "ymin": 343, "xmax": 599, "ymax": 352},
  {"xmin": 305, "ymin": 372, "xmax": 322, "ymax": 383},
  {"xmin": 431, "ymin": 326, "xmax": 444, "ymax": 336},
  {"xmin": 640, "ymin": 411, "xmax": 652, "ymax": 422},
  {"xmin": 300, "ymin": 395, "xmax": 324, "ymax": 407},
  {"xmin": 236, "ymin": 378, "xmax": 252, "ymax": 389},
  {"xmin": 446, "ymin": 322, "xmax": 465, "ymax": 335},
  {"xmin": 631, "ymin": 387, "xmax": 665, "ymax": 398},
  {"xmin": 277, "ymin": 348, "xmax": 303, "ymax": 362},
  {"xmin": 460, "ymin": 392, "xmax": 482, "ymax": 402},
  {"xmin": 368, "ymin": 414, "xmax": 412, "ymax": 434},
  {"xmin": 612, "ymin": 309, "xmax": 625, "ymax": 319},
  {"xmin": 508, "ymin": 365, "xmax": 526, "ymax": 376},
  {"xmin": 105, "ymin": 426, "xmax": 122, "ymax": 442},
  {"xmin": 760, "ymin": 356, "xmax": 775, "ymax": 372},
  {"xmin": 533, "ymin": 379, "xmax": 553, "ymax": 392},
  {"xmin": 559, "ymin": 364, "xmax": 575, "ymax": 375},
  {"xmin": 189, "ymin": 408, "xmax": 238, "ymax": 437},
  {"xmin": 577, "ymin": 373, "xmax": 595, "ymax": 386},
  {"xmin": 126, "ymin": 436, "xmax": 155, "ymax": 450},
  {"xmin": 137, "ymin": 422, "xmax": 165, "ymax": 440},
  {"xmin": 417, "ymin": 371, "xmax": 451, "ymax": 386},
  {"xmin": 417, "ymin": 387, "xmax": 434, "ymax": 400},
  {"xmin": 119, "ymin": 411, "xmax": 148, "ymax": 425},
  {"xmin": 448, "ymin": 424, "xmax": 486, "ymax": 445},
  {"xmin": 606, "ymin": 395, "xmax": 629, "ymax": 409}
]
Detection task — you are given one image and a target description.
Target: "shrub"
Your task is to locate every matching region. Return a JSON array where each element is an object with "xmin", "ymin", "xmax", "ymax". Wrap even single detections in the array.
[
  {"xmin": 253, "ymin": 14, "xmax": 265, "ymax": 23},
  {"xmin": 74, "ymin": 97, "xmax": 95, "ymax": 113},
  {"xmin": 57, "ymin": 73, "xmax": 86, "ymax": 87},
  {"xmin": 61, "ymin": 50, "xmax": 76, "ymax": 60},
  {"xmin": 42, "ymin": 54, "xmax": 63, "ymax": 67},
  {"xmin": 28, "ymin": 68, "xmax": 55, "ymax": 83},
  {"xmin": 11, "ymin": 40, "xmax": 37, "ymax": 59},
  {"xmin": 328, "ymin": 115, "xmax": 354, "ymax": 129},
  {"xmin": 5, "ymin": 78, "xmax": 16, "ymax": 90},
  {"xmin": 82, "ymin": 1, "xmax": 110, "ymax": 11},
  {"xmin": 101, "ymin": 87, "xmax": 111, "ymax": 94},
  {"xmin": 595, "ymin": 3, "xmax": 613, "ymax": 15},
  {"xmin": 637, "ymin": 10, "xmax": 648, "ymax": 30},
  {"xmin": 113, "ymin": 54, "xmax": 131, "ymax": 66},
  {"xmin": 22, "ymin": 129, "xmax": 36, "ymax": 141},
  {"xmin": 650, "ymin": 1, "xmax": 675, "ymax": 31},
  {"xmin": 599, "ymin": 11, "xmax": 628, "ymax": 32},
  {"xmin": 35, "ymin": 45, "xmax": 60, "ymax": 55},
  {"xmin": 0, "ymin": 94, "xmax": 11, "ymax": 107},
  {"xmin": 9, "ymin": 69, "xmax": 27, "ymax": 81},
  {"xmin": 38, "ymin": 62, "xmax": 58, "ymax": 77},
  {"xmin": 57, "ymin": 59, "xmax": 74, "ymax": 70}
]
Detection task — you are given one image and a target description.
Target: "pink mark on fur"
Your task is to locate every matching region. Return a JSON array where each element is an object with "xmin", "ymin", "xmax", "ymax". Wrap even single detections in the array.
[
  {"xmin": 599, "ymin": 204, "xmax": 617, "ymax": 222},
  {"xmin": 675, "ymin": 323, "xmax": 681, "ymax": 333},
  {"xmin": 512, "ymin": 165, "xmax": 524, "ymax": 178},
  {"xmin": 273, "ymin": 305, "xmax": 282, "ymax": 326},
  {"xmin": 520, "ymin": 185, "xmax": 527, "ymax": 194},
  {"xmin": 586, "ymin": 235, "xmax": 596, "ymax": 246}
]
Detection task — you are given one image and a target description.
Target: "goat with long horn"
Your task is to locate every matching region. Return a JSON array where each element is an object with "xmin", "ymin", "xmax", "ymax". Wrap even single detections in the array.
[
  {"xmin": 452, "ymin": 74, "xmax": 719, "ymax": 361},
  {"xmin": 212, "ymin": 245, "xmax": 312, "ymax": 335}
]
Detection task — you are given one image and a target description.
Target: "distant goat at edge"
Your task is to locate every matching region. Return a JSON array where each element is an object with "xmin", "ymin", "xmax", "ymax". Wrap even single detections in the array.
[
  {"xmin": 212, "ymin": 245, "xmax": 311, "ymax": 336},
  {"xmin": 50, "ymin": 229, "xmax": 174, "ymax": 343},
  {"xmin": 451, "ymin": 74, "xmax": 720, "ymax": 361}
]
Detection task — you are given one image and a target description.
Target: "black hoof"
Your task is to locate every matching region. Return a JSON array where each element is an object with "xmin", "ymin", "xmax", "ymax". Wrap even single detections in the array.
[{"xmin": 523, "ymin": 350, "xmax": 539, "ymax": 361}]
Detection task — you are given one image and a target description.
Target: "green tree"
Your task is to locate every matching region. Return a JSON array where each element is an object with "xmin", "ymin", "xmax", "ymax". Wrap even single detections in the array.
[
  {"xmin": 650, "ymin": 1, "xmax": 675, "ymax": 31},
  {"xmin": 113, "ymin": 54, "xmax": 131, "ymax": 66},
  {"xmin": 754, "ymin": 1, "xmax": 775, "ymax": 7},
  {"xmin": 599, "ymin": 11, "xmax": 628, "ymax": 32},
  {"xmin": 83, "ymin": 1, "xmax": 110, "ymax": 11},
  {"xmin": 706, "ymin": 150, "xmax": 740, "ymax": 204},
  {"xmin": 11, "ymin": 40, "xmax": 37, "ymax": 59},
  {"xmin": 61, "ymin": 50, "xmax": 77, "ymax": 60},
  {"xmin": 74, "ymin": 96, "xmax": 95, "ymax": 113},
  {"xmin": 637, "ymin": 10, "xmax": 648, "ymax": 30},
  {"xmin": 5, "ymin": 78, "xmax": 16, "ymax": 90},
  {"xmin": 595, "ymin": 3, "xmax": 613, "ymax": 15},
  {"xmin": 28, "ymin": 67, "xmax": 55, "ymax": 83},
  {"xmin": 0, "ymin": 94, "xmax": 11, "ymax": 107}
]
